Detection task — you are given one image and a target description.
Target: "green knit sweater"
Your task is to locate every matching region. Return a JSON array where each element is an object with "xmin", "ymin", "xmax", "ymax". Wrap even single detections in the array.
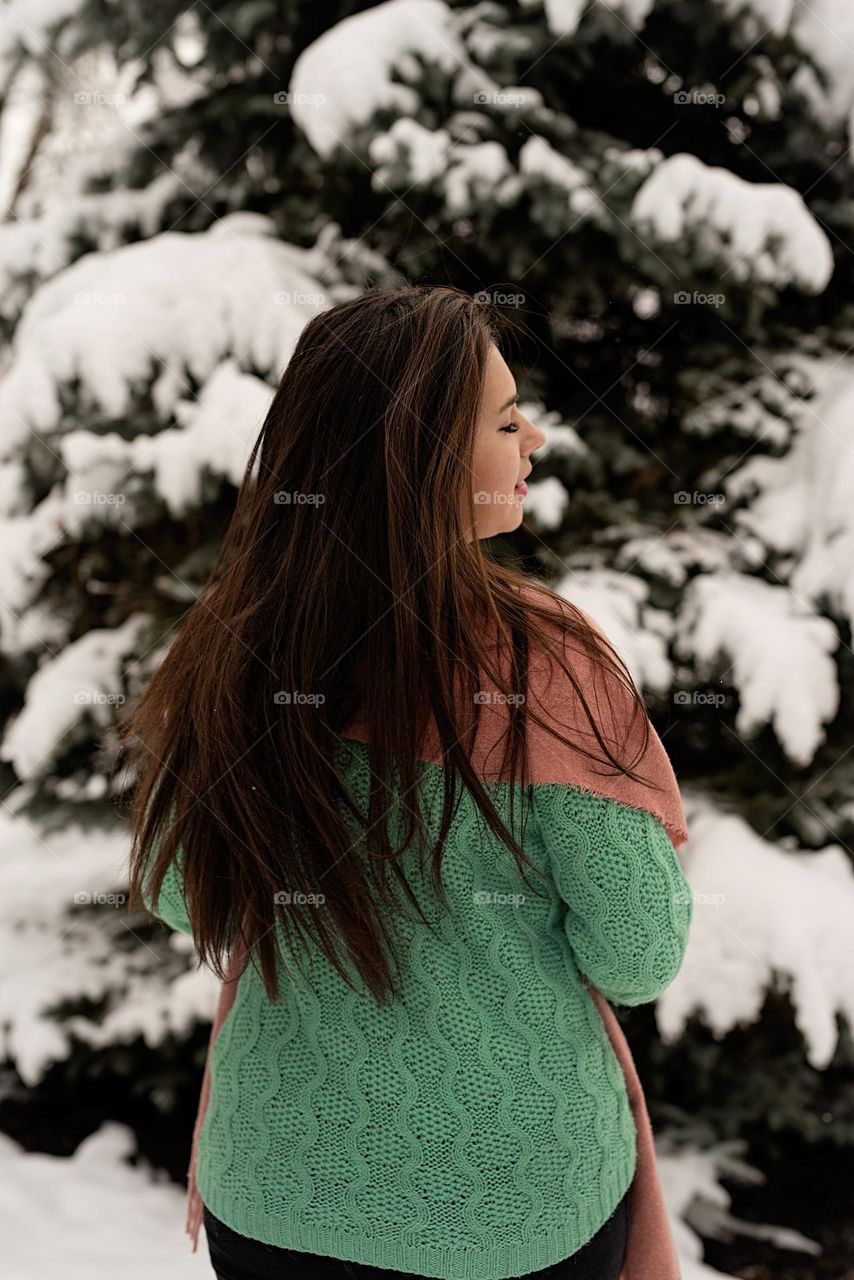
[{"xmin": 145, "ymin": 737, "xmax": 692, "ymax": 1280}]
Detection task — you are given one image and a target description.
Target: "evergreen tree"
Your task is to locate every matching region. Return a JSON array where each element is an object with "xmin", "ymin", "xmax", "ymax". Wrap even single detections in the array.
[{"xmin": 1, "ymin": 1, "xmax": 852, "ymax": 1273}]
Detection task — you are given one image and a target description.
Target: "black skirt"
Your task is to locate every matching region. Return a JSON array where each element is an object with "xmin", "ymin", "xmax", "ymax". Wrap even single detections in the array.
[{"xmin": 202, "ymin": 1187, "xmax": 629, "ymax": 1280}]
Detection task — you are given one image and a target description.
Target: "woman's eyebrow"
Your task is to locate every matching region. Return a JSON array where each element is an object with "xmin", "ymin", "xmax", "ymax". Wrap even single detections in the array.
[{"xmin": 497, "ymin": 392, "xmax": 519, "ymax": 414}]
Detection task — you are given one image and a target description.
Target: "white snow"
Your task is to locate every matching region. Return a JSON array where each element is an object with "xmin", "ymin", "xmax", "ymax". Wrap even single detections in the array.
[
  {"xmin": 0, "ymin": 0, "xmax": 83, "ymax": 86},
  {"xmin": 723, "ymin": 356, "xmax": 854, "ymax": 638},
  {"xmin": 289, "ymin": 0, "xmax": 467, "ymax": 159},
  {"xmin": 0, "ymin": 172, "xmax": 189, "ymax": 324},
  {"xmin": 368, "ymin": 118, "xmax": 518, "ymax": 213},
  {"xmin": 369, "ymin": 117, "xmax": 452, "ymax": 185},
  {"xmin": 630, "ymin": 152, "xmax": 834, "ymax": 293},
  {"xmin": 1, "ymin": 1123, "xmax": 211, "ymax": 1279},
  {"xmin": 0, "ymin": 615, "xmax": 150, "ymax": 781},
  {"xmin": 674, "ymin": 573, "xmax": 839, "ymax": 767},
  {"xmin": 61, "ymin": 362, "xmax": 274, "ymax": 521},
  {"xmin": 0, "ymin": 795, "xmax": 217, "ymax": 1086},
  {"xmin": 518, "ymin": 134, "xmax": 604, "ymax": 223},
  {"xmin": 0, "ymin": 60, "xmax": 46, "ymax": 220},
  {"xmin": 665, "ymin": 795, "xmax": 854, "ymax": 1071},
  {"xmin": 0, "ymin": 215, "xmax": 327, "ymax": 456},
  {"xmin": 719, "ymin": 1, "xmax": 854, "ymax": 142},
  {"xmin": 717, "ymin": 0, "xmax": 791, "ymax": 37},
  {"xmin": 370, "ymin": 118, "xmax": 613, "ymax": 218},
  {"xmin": 551, "ymin": 567, "xmax": 677, "ymax": 696},
  {"xmin": 660, "ymin": 1139, "xmax": 820, "ymax": 1278},
  {"xmin": 522, "ymin": 476, "xmax": 570, "ymax": 530},
  {"xmin": 631, "ymin": 285, "xmax": 662, "ymax": 319},
  {"xmin": 519, "ymin": 134, "xmax": 589, "ymax": 192},
  {"xmin": 0, "ymin": 487, "xmax": 66, "ymax": 623},
  {"xmin": 443, "ymin": 139, "xmax": 516, "ymax": 213},
  {"xmin": 683, "ymin": 368, "xmax": 803, "ymax": 448},
  {"xmin": 542, "ymin": 0, "xmax": 587, "ymax": 31},
  {"xmin": 542, "ymin": 0, "xmax": 654, "ymax": 37},
  {"xmin": 527, "ymin": 402, "xmax": 589, "ymax": 461},
  {"xmin": 615, "ymin": 528, "xmax": 734, "ymax": 587}
]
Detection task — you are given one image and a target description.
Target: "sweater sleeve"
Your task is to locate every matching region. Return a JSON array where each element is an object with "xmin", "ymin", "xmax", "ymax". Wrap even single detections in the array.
[
  {"xmin": 531, "ymin": 783, "xmax": 693, "ymax": 1007},
  {"xmin": 141, "ymin": 844, "xmax": 194, "ymax": 936}
]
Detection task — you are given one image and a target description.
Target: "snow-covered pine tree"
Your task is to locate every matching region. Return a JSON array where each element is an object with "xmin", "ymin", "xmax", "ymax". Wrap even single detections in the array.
[
  {"xmin": 289, "ymin": 4, "xmax": 854, "ymax": 1270},
  {"xmin": 0, "ymin": 0, "xmax": 853, "ymax": 1274},
  {"xmin": 0, "ymin": 3, "xmax": 405, "ymax": 1267}
]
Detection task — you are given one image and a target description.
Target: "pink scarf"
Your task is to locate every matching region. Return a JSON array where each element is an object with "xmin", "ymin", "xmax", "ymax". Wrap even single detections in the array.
[{"xmin": 184, "ymin": 612, "xmax": 688, "ymax": 1278}]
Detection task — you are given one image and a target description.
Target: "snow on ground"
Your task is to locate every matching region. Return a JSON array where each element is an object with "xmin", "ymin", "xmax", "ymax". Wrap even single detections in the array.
[
  {"xmin": 3, "ymin": 1112, "xmax": 825, "ymax": 1279},
  {"xmin": 1, "ymin": 1124, "xmax": 211, "ymax": 1280}
]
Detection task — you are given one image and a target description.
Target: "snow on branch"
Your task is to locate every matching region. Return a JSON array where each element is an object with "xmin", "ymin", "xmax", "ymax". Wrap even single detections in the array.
[
  {"xmin": 0, "ymin": 215, "xmax": 327, "ymax": 454},
  {"xmin": 290, "ymin": 0, "xmax": 474, "ymax": 160},
  {"xmin": 666, "ymin": 796, "xmax": 854, "ymax": 1071},
  {"xmin": 630, "ymin": 152, "xmax": 833, "ymax": 294},
  {"xmin": 674, "ymin": 573, "xmax": 840, "ymax": 766}
]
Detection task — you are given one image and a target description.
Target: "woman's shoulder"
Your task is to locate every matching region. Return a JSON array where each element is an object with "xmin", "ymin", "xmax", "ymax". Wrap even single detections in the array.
[
  {"xmin": 511, "ymin": 580, "xmax": 616, "ymax": 664},
  {"xmin": 513, "ymin": 583, "xmax": 630, "ymax": 711},
  {"xmin": 512, "ymin": 582, "xmax": 689, "ymax": 849}
]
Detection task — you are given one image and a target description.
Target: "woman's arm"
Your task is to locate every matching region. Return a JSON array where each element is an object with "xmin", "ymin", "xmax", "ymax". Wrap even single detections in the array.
[
  {"xmin": 141, "ymin": 843, "xmax": 194, "ymax": 936},
  {"xmin": 532, "ymin": 783, "xmax": 693, "ymax": 1007}
]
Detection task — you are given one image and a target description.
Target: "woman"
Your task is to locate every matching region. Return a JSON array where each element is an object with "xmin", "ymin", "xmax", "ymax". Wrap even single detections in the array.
[{"xmin": 122, "ymin": 285, "xmax": 691, "ymax": 1280}]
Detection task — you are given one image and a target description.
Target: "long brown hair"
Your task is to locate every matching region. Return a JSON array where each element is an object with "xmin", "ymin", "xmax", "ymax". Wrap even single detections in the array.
[{"xmin": 118, "ymin": 284, "xmax": 657, "ymax": 1006}]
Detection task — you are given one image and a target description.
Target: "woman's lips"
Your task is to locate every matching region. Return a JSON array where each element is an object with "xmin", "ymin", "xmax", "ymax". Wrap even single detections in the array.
[{"xmin": 514, "ymin": 481, "xmax": 528, "ymax": 495}]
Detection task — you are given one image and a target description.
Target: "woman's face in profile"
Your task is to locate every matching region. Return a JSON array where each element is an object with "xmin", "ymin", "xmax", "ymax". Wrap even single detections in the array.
[{"xmin": 467, "ymin": 344, "xmax": 546, "ymax": 540}]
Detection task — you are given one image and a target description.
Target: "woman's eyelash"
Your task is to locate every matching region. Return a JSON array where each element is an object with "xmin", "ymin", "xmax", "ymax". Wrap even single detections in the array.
[{"xmin": 500, "ymin": 422, "xmax": 520, "ymax": 433}]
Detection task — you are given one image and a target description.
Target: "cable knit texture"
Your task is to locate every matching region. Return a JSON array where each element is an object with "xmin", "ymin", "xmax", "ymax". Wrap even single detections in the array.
[{"xmin": 147, "ymin": 737, "xmax": 692, "ymax": 1280}]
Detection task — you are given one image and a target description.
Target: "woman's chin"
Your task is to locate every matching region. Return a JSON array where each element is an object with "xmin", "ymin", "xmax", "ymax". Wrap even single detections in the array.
[{"xmin": 497, "ymin": 507, "xmax": 525, "ymax": 535}]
